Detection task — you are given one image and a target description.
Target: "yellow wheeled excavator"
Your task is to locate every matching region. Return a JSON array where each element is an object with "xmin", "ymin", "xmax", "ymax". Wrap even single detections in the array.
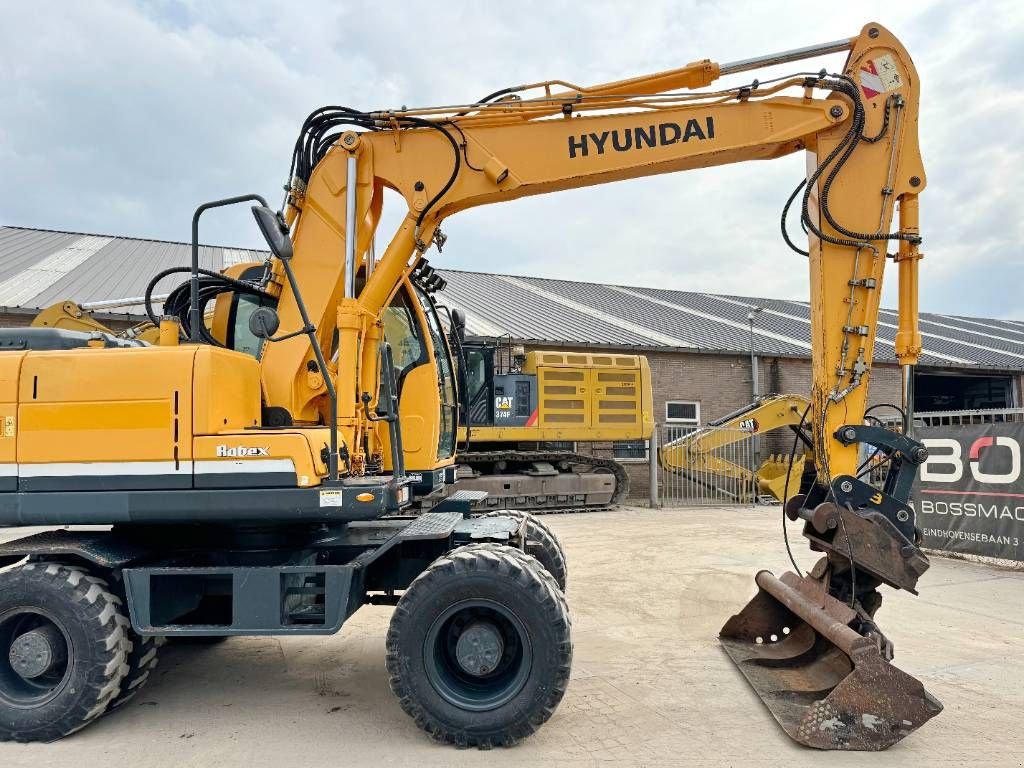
[{"xmin": 0, "ymin": 22, "xmax": 939, "ymax": 751}]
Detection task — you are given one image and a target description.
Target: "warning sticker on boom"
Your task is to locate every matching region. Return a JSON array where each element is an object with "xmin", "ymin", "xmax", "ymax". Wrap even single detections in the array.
[{"xmin": 859, "ymin": 54, "xmax": 902, "ymax": 99}]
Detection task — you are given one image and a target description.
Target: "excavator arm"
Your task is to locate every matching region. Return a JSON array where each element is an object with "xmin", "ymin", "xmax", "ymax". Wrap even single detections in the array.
[
  {"xmin": 268, "ymin": 23, "xmax": 923, "ymax": 484},
  {"xmin": 659, "ymin": 394, "xmax": 811, "ymax": 502},
  {"xmin": 246, "ymin": 23, "xmax": 939, "ymax": 749}
]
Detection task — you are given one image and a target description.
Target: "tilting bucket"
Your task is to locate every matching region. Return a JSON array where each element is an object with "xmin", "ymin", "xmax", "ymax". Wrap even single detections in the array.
[{"xmin": 720, "ymin": 570, "xmax": 942, "ymax": 750}]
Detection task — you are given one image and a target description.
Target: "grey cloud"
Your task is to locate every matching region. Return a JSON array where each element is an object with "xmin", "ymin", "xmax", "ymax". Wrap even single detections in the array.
[{"xmin": 0, "ymin": 0, "xmax": 1020, "ymax": 319}]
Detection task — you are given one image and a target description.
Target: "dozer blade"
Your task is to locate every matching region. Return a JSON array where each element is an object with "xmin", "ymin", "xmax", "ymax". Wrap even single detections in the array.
[{"xmin": 720, "ymin": 570, "xmax": 942, "ymax": 751}]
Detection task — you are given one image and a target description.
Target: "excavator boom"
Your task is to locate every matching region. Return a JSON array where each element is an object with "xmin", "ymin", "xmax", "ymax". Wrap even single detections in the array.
[
  {"xmin": 259, "ymin": 23, "xmax": 936, "ymax": 749},
  {"xmin": 269, "ymin": 24, "xmax": 924, "ymax": 481}
]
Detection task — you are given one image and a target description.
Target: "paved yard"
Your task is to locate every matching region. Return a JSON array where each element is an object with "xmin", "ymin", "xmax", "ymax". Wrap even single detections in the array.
[{"xmin": 1, "ymin": 506, "xmax": 1021, "ymax": 767}]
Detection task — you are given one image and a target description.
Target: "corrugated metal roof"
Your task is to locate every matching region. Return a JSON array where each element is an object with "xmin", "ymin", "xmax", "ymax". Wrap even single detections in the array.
[{"xmin": 0, "ymin": 225, "xmax": 1021, "ymax": 371}]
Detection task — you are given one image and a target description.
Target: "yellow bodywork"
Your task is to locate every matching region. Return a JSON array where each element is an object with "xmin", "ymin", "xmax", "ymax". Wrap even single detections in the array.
[
  {"xmin": 460, "ymin": 350, "xmax": 653, "ymax": 443},
  {"xmin": 2, "ymin": 344, "xmax": 328, "ymax": 487}
]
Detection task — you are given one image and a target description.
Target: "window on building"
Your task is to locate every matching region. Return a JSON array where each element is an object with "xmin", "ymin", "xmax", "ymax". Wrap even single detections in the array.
[
  {"xmin": 665, "ymin": 400, "xmax": 700, "ymax": 424},
  {"xmin": 613, "ymin": 440, "xmax": 649, "ymax": 463}
]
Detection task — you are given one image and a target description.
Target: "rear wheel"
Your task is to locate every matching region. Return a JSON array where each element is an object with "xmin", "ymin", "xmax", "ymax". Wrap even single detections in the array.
[
  {"xmin": 106, "ymin": 632, "xmax": 163, "ymax": 710},
  {"xmin": 0, "ymin": 563, "xmax": 129, "ymax": 742},
  {"xmin": 484, "ymin": 510, "xmax": 567, "ymax": 591},
  {"xmin": 103, "ymin": 571, "xmax": 164, "ymax": 712},
  {"xmin": 454, "ymin": 542, "xmax": 564, "ymax": 597},
  {"xmin": 386, "ymin": 544, "xmax": 572, "ymax": 747}
]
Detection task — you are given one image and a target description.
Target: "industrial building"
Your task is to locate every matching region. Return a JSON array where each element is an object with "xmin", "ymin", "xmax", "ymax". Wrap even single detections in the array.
[{"xmin": 2, "ymin": 224, "xmax": 1023, "ymax": 498}]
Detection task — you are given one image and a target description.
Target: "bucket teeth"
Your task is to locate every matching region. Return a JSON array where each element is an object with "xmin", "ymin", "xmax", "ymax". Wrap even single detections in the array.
[{"xmin": 721, "ymin": 570, "xmax": 941, "ymax": 751}]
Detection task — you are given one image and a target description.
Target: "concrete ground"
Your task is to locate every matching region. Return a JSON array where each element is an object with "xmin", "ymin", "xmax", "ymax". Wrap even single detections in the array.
[{"xmin": 0, "ymin": 505, "xmax": 1021, "ymax": 767}]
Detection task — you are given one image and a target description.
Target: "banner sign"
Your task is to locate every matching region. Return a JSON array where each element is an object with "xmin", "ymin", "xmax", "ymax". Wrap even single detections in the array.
[{"xmin": 915, "ymin": 423, "xmax": 1024, "ymax": 561}]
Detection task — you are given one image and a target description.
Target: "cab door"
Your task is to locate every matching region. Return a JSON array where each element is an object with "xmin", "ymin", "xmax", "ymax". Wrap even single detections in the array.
[{"xmin": 461, "ymin": 344, "xmax": 495, "ymax": 427}]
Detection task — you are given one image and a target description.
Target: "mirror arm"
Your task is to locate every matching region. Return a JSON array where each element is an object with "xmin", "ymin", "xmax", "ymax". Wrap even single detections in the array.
[
  {"xmin": 262, "ymin": 324, "xmax": 315, "ymax": 344},
  {"xmin": 190, "ymin": 194, "xmax": 269, "ymax": 344}
]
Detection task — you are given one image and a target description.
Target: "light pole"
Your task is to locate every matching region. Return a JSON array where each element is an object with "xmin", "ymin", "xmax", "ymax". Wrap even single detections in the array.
[
  {"xmin": 747, "ymin": 307, "xmax": 764, "ymax": 494},
  {"xmin": 747, "ymin": 307, "xmax": 764, "ymax": 402}
]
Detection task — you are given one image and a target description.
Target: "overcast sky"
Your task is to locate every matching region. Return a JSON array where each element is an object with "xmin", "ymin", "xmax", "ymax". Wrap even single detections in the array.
[{"xmin": 1, "ymin": 1, "xmax": 1021, "ymax": 318}]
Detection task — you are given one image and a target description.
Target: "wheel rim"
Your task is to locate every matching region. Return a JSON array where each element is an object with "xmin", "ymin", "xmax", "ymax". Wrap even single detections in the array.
[
  {"xmin": 0, "ymin": 607, "xmax": 74, "ymax": 708},
  {"xmin": 424, "ymin": 598, "xmax": 532, "ymax": 712}
]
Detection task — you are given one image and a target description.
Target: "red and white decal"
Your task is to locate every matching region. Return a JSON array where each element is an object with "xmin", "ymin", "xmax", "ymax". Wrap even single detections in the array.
[{"xmin": 859, "ymin": 54, "xmax": 902, "ymax": 99}]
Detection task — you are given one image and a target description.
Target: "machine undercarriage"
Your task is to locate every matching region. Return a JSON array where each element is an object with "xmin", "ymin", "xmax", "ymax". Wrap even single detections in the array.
[{"xmin": 449, "ymin": 447, "xmax": 630, "ymax": 512}]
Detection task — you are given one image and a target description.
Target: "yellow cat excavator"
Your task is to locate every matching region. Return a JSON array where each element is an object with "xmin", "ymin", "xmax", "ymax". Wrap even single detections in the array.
[
  {"xmin": 659, "ymin": 394, "xmax": 812, "ymax": 502},
  {"xmin": 0, "ymin": 22, "xmax": 939, "ymax": 751}
]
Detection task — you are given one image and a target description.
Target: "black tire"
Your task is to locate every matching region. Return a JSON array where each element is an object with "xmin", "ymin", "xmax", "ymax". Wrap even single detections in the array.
[
  {"xmin": 484, "ymin": 510, "xmax": 568, "ymax": 591},
  {"xmin": 386, "ymin": 544, "xmax": 572, "ymax": 748},
  {"xmin": 453, "ymin": 542, "xmax": 564, "ymax": 598},
  {"xmin": 106, "ymin": 632, "xmax": 163, "ymax": 710},
  {"xmin": 101, "ymin": 570, "xmax": 164, "ymax": 712},
  {"xmin": 0, "ymin": 562, "xmax": 129, "ymax": 742}
]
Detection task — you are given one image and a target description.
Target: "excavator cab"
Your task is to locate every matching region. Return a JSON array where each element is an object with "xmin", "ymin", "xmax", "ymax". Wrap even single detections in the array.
[
  {"xmin": 441, "ymin": 334, "xmax": 651, "ymax": 511},
  {"xmin": 457, "ymin": 339, "xmax": 533, "ymax": 430}
]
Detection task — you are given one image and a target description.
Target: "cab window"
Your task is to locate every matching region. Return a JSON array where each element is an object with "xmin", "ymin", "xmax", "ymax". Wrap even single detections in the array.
[
  {"xmin": 412, "ymin": 286, "xmax": 458, "ymax": 461},
  {"xmin": 229, "ymin": 294, "xmax": 275, "ymax": 358},
  {"xmin": 382, "ymin": 289, "xmax": 425, "ymax": 377},
  {"xmin": 465, "ymin": 349, "xmax": 488, "ymax": 403}
]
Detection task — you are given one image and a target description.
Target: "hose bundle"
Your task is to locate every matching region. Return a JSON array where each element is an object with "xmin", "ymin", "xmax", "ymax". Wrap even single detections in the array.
[{"xmin": 143, "ymin": 267, "xmax": 270, "ymax": 346}]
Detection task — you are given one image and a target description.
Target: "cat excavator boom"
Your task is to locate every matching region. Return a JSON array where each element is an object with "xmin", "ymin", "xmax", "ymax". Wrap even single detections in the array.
[{"xmin": 659, "ymin": 394, "xmax": 811, "ymax": 503}]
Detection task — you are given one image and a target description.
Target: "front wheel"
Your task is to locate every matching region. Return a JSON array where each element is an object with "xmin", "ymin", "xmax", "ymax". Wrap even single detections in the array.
[
  {"xmin": 386, "ymin": 544, "xmax": 572, "ymax": 748},
  {"xmin": 483, "ymin": 510, "xmax": 568, "ymax": 591}
]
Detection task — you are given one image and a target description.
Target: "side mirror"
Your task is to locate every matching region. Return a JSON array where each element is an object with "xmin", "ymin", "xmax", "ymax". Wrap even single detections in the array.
[
  {"xmin": 251, "ymin": 205, "xmax": 293, "ymax": 261},
  {"xmin": 249, "ymin": 306, "xmax": 281, "ymax": 340},
  {"xmin": 451, "ymin": 308, "xmax": 467, "ymax": 343}
]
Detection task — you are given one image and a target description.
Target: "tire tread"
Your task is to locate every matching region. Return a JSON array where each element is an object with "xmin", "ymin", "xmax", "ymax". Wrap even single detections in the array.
[
  {"xmin": 483, "ymin": 510, "xmax": 568, "ymax": 591},
  {"xmin": 385, "ymin": 543, "xmax": 571, "ymax": 749}
]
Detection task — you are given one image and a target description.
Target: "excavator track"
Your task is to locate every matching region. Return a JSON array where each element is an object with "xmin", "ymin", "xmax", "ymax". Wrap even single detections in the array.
[{"xmin": 450, "ymin": 449, "xmax": 631, "ymax": 514}]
